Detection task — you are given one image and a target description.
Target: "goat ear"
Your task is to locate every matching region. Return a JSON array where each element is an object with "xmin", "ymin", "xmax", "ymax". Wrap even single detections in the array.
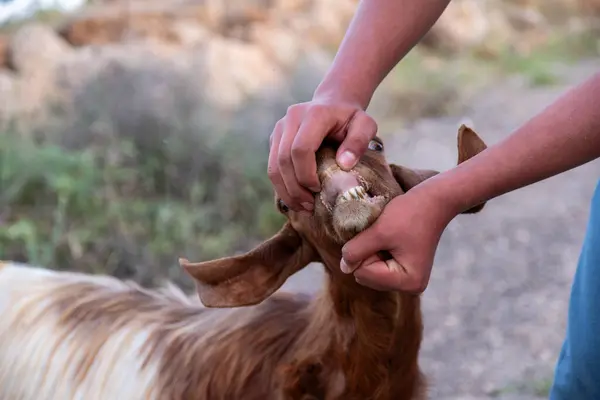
[
  {"xmin": 179, "ymin": 222, "xmax": 317, "ymax": 308},
  {"xmin": 390, "ymin": 124, "xmax": 488, "ymax": 214},
  {"xmin": 390, "ymin": 165, "xmax": 439, "ymax": 193},
  {"xmin": 454, "ymin": 124, "xmax": 488, "ymax": 213},
  {"xmin": 456, "ymin": 124, "xmax": 487, "ymax": 165}
]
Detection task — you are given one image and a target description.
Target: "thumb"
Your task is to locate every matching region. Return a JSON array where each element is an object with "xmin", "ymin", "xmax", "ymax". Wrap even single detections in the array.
[
  {"xmin": 336, "ymin": 112, "xmax": 377, "ymax": 170},
  {"xmin": 341, "ymin": 227, "xmax": 386, "ymax": 273}
]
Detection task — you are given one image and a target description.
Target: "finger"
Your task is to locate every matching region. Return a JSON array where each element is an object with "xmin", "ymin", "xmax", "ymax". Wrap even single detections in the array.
[
  {"xmin": 268, "ymin": 121, "xmax": 295, "ymax": 208},
  {"xmin": 353, "ymin": 260, "xmax": 399, "ymax": 291},
  {"xmin": 355, "ymin": 258, "xmax": 428, "ymax": 294},
  {"xmin": 341, "ymin": 222, "xmax": 387, "ymax": 268},
  {"xmin": 291, "ymin": 108, "xmax": 334, "ymax": 193},
  {"xmin": 336, "ymin": 112, "xmax": 378, "ymax": 170},
  {"xmin": 277, "ymin": 118, "xmax": 316, "ymax": 211},
  {"xmin": 340, "ymin": 253, "xmax": 380, "ymax": 274}
]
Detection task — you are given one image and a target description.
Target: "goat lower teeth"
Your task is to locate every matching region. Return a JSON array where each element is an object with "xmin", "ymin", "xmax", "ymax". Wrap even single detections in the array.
[{"xmin": 339, "ymin": 186, "xmax": 367, "ymax": 202}]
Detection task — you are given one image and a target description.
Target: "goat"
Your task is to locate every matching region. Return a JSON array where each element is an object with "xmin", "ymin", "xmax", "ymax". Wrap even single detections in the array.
[{"xmin": 0, "ymin": 125, "xmax": 487, "ymax": 400}]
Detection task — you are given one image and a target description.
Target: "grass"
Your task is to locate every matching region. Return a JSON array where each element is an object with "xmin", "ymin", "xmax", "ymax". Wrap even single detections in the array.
[
  {"xmin": 488, "ymin": 376, "xmax": 553, "ymax": 397},
  {"xmin": 493, "ymin": 30, "xmax": 599, "ymax": 84},
  {"xmin": 532, "ymin": 378, "xmax": 553, "ymax": 396}
]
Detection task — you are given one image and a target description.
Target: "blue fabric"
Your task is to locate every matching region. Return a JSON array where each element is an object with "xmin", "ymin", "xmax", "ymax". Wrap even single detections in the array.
[{"xmin": 550, "ymin": 180, "xmax": 600, "ymax": 399}]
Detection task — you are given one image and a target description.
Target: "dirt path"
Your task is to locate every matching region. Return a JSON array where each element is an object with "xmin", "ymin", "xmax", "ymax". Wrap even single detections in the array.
[{"xmin": 280, "ymin": 59, "xmax": 599, "ymax": 398}]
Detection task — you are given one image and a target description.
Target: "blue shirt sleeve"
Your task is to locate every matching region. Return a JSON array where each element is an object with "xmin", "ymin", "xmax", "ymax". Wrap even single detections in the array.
[{"xmin": 550, "ymin": 180, "xmax": 600, "ymax": 399}]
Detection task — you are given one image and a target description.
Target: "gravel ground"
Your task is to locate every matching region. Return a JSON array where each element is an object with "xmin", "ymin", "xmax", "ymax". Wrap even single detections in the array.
[{"xmin": 280, "ymin": 59, "xmax": 600, "ymax": 399}]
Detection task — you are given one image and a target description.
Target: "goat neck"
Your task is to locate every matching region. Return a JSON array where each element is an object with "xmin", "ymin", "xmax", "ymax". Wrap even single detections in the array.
[{"xmin": 301, "ymin": 241, "xmax": 425, "ymax": 400}]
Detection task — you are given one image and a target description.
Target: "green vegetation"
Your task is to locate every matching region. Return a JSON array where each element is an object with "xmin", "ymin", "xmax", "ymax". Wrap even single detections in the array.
[
  {"xmin": 0, "ymin": 62, "xmax": 309, "ymax": 288},
  {"xmin": 488, "ymin": 376, "xmax": 553, "ymax": 398},
  {"xmin": 532, "ymin": 377, "xmax": 553, "ymax": 397},
  {"xmin": 494, "ymin": 31, "xmax": 599, "ymax": 86}
]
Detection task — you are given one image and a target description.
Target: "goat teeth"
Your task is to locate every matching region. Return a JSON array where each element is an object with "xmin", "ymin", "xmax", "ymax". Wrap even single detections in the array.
[
  {"xmin": 338, "ymin": 186, "xmax": 368, "ymax": 202},
  {"xmin": 357, "ymin": 186, "xmax": 367, "ymax": 198},
  {"xmin": 354, "ymin": 186, "xmax": 365, "ymax": 199}
]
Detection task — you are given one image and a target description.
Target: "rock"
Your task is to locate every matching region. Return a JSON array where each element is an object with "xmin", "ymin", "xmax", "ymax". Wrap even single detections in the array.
[
  {"xmin": 199, "ymin": 37, "xmax": 285, "ymax": 107},
  {"xmin": 57, "ymin": 0, "xmax": 359, "ymax": 49},
  {"xmin": 57, "ymin": 1, "xmax": 272, "ymax": 47},
  {"xmin": 58, "ymin": 5, "xmax": 177, "ymax": 46},
  {"xmin": 249, "ymin": 24, "xmax": 303, "ymax": 68},
  {"xmin": 306, "ymin": 0, "xmax": 357, "ymax": 46},
  {"xmin": 170, "ymin": 21, "xmax": 212, "ymax": 47},
  {"xmin": 421, "ymin": 0, "xmax": 492, "ymax": 53},
  {"xmin": 9, "ymin": 0, "xmax": 361, "ymax": 112},
  {"xmin": 419, "ymin": 0, "xmax": 563, "ymax": 55},
  {"xmin": 8, "ymin": 23, "xmax": 72, "ymax": 77},
  {"xmin": 3, "ymin": 24, "xmax": 73, "ymax": 119}
]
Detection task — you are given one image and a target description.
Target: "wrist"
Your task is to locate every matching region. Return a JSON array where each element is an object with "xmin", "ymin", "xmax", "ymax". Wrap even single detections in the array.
[
  {"xmin": 313, "ymin": 74, "xmax": 375, "ymax": 110},
  {"xmin": 409, "ymin": 171, "xmax": 472, "ymax": 222}
]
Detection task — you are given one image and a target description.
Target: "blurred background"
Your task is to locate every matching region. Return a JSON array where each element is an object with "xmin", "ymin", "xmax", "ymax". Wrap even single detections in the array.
[{"xmin": 0, "ymin": 0, "xmax": 598, "ymax": 398}]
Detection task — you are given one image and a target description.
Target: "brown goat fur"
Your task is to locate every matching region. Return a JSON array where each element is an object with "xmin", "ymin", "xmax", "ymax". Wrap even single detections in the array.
[
  {"xmin": 0, "ymin": 125, "xmax": 486, "ymax": 399},
  {"xmin": 180, "ymin": 124, "xmax": 488, "ymax": 399}
]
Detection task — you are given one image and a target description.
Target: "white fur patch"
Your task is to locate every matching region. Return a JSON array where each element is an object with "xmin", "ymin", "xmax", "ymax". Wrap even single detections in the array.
[{"xmin": 0, "ymin": 263, "xmax": 185, "ymax": 400}]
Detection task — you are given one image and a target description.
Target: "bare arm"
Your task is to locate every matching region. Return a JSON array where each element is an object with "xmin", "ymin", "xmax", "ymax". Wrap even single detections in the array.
[
  {"xmin": 425, "ymin": 72, "xmax": 600, "ymax": 214},
  {"xmin": 271, "ymin": 0, "xmax": 452, "ymax": 212},
  {"xmin": 341, "ymin": 71, "xmax": 600, "ymax": 293},
  {"xmin": 314, "ymin": 0, "xmax": 453, "ymax": 108}
]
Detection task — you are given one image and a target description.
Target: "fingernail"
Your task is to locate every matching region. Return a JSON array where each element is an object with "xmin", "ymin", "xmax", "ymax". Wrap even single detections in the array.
[
  {"xmin": 340, "ymin": 259, "xmax": 350, "ymax": 274},
  {"xmin": 341, "ymin": 258, "xmax": 357, "ymax": 274},
  {"xmin": 310, "ymin": 185, "xmax": 321, "ymax": 193},
  {"xmin": 338, "ymin": 151, "xmax": 357, "ymax": 170},
  {"xmin": 302, "ymin": 202, "xmax": 314, "ymax": 211}
]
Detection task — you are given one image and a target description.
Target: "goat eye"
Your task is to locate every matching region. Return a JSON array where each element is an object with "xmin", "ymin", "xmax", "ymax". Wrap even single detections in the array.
[
  {"xmin": 277, "ymin": 199, "xmax": 289, "ymax": 213},
  {"xmin": 368, "ymin": 140, "xmax": 383, "ymax": 152}
]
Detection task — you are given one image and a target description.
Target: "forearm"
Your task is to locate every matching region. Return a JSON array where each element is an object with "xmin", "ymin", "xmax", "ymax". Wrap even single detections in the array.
[
  {"xmin": 428, "ymin": 72, "xmax": 600, "ymax": 214},
  {"xmin": 313, "ymin": 0, "xmax": 452, "ymax": 109}
]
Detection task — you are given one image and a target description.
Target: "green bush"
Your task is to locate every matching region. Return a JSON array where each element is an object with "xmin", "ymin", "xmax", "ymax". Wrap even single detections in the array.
[{"xmin": 0, "ymin": 59, "xmax": 320, "ymax": 288}]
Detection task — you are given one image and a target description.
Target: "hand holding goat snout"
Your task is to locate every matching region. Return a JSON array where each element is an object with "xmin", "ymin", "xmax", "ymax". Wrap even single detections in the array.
[{"xmin": 268, "ymin": 99, "xmax": 378, "ymax": 213}]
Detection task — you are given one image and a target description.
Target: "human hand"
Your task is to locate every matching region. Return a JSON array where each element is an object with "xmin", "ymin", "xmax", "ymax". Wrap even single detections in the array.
[
  {"xmin": 340, "ymin": 185, "xmax": 458, "ymax": 293},
  {"xmin": 268, "ymin": 97, "xmax": 377, "ymax": 212}
]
